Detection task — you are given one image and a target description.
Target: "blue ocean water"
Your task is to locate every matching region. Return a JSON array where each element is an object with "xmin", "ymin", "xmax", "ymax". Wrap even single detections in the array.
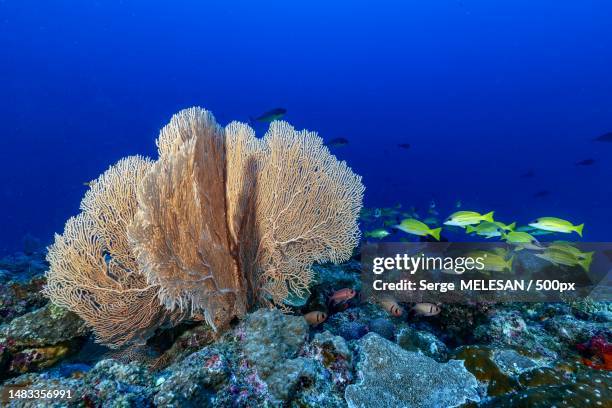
[{"xmin": 1, "ymin": 0, "xmax": 611, "ymax": 254}]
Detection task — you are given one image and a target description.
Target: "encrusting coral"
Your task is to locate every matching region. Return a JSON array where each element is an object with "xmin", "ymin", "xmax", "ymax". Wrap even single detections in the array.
[{"xmin": 45, "ymin": 107, "xmax": 364, "ymax": 347}]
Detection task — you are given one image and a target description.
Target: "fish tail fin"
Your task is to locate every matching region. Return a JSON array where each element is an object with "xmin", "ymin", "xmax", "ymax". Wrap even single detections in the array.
[
  {"xmin": 506, "ymin": 255, "xmax": 514, "ymax": 272},
  {"xmin": 466, "ymin": 225, "xmax": 476, "ymax": 234},
  {"xmin": 507, "ymin": 222, "xmax": 516, "ymax": 231},
  {"xmin": 483, "ymin": 211, "xmax": 495, "ymax": 222},
  {"xmin": 580, "ymin": 252, "xmax": 594, "ymax": 271},
  {"xmin": 430, "ymin": 227, "xmax": 442, "ymax": 241},
  {"xmin": 579, "ymin": 255, "xmax": 593, "ymax": 272},
  {"xmin": 575, "ymin": 223, "xmax": 584, "ymax": 237}
]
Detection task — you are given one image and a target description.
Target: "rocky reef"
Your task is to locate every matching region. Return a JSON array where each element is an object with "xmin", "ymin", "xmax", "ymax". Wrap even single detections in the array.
[
  {"xmin": 0, "ymin": 251, "xmax": 47, "ymax": 325},
  {"xmin": 345, "ymin": 332, "xmax": 480, "ymax": 408},
  {"xmin": 0, "ymin": 250, "xmax": 610, "ymax": 407}
]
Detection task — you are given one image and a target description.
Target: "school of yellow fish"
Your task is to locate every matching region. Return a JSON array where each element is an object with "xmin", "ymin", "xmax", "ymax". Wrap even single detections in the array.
[
  {"xmin": 361, "ymin": 204, "xmax": 590, "ymax": 272},
  {"xmin": 304, "ymin": 203, "xmax": 590, "ymax": 325}
]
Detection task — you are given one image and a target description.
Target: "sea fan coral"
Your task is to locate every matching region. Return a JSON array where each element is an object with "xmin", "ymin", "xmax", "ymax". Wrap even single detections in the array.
[
  {"xmin": 251, "ymin": 121, "xmax": 364, "ymax": 307},
  {"xmin": 45, "ymin": 107, "xmax": 364, "ymax": 346},
  {"xmin": 128, "ymin": 109, "xmax": 246, "ymax": 330},
  {"xmin": 44, "ymin": 157, "xmax": 183, "ymax": 348}
]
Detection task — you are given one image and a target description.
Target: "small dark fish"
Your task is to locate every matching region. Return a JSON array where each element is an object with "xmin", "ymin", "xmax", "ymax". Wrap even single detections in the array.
[
  {"xmin": 251, "ymin": 108, "xmax": 286, "ymax": 123},
  {"xmin": 398, "ymin": 143, "xmax": 411, "ymax": 149},
  {"xmin": 325, "ymin": 137, "xmax": 349, "ymax": 148},
  {"xmin": 593, "ymin": 132, "xmax": 612, "ymax": 142},
  {"xmin": 520, "ymin": 170, "xmax": 535, "ymax": 179},
  {"xmin": 533, "ymin": 190, "xmax": 551, "ymax": 198},
  {"xmin": 576, "ymin": 159, "xmax": 595, "ymax": 166}
]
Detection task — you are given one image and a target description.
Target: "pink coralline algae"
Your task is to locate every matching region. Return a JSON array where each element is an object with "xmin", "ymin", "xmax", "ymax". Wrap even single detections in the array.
[{"xmin": 576, "ymin": 334, "xmax": 612, "ymax": 370}]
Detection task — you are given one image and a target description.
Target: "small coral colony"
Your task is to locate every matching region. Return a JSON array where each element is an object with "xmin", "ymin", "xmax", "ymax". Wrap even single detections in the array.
[{"xmin": 44, "ymin": 107, "xmax": 591, "ymax": 350}]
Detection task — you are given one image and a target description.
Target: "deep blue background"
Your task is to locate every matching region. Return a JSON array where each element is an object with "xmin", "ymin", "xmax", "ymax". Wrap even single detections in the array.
[{"xmin": 1, "ymin": 0, "xmax": 611, "ymax": 253}]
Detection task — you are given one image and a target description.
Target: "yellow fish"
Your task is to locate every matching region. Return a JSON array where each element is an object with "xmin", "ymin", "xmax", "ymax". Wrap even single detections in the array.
[
  {"xmin": 466, "ymin": 221, "xmax": 503, "ymax": 238},
  {"xmin": 466, "ymin": 250, "xmax": 513, "ymax": 272},
  {"xmin": 485, "ymin": 254, "xmax": 514, "ymax": 273},
  {"xmin": 548, "ymin": 241, "xmax": 592, "ymax": 260},
  {"xmin": 494, "ymin": 221, "xmax": 516, "ymax": 231},
  {"xmin": 534, "ymin": 249, "xmax": 592, "ymax": 271},
  {"xmin": 528, "ymin": 217, "xmax": 584, "ymax": 237},
  {"xmin": 444, "ymin": 211, "xmax": 494, "ymax": 227},
  {"xmin": 502, "ymin": 231, "xmax": 541, "ymax": 250},
  {"xmin": 394, "ymin": 218, "xmax": 441, "ymax": 241}
]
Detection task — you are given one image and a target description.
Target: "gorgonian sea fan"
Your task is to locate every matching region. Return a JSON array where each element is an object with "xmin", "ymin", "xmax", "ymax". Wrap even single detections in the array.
[
  {"xmin": 45, "ymin": 107, "xmax": 364, "ymax": 347},
  {"xmin": 44, "ymin": 156, "xmax": 184, "ymax": 348}
]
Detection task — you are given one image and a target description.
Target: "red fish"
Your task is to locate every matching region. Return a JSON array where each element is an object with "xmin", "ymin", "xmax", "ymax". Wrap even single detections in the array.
[
  {"xmin": 328, "ymin": 288, "xmax": 356, "ymax": 305},
  {"xmin": 381, "ymin": 298, "xmax": 404, "ymax": 317}
]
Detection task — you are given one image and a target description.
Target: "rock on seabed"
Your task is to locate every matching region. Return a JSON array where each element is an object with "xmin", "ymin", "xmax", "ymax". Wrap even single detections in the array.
[
  {"xmin": 345, "ymin": 333, "xmax": 481, "ymax": 408},
  {"xmin": 241, "ymin": 308, "xmax": 309, "ymax": 378}
]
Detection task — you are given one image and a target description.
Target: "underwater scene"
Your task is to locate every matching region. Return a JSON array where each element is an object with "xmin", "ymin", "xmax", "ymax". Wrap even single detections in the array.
[{"xmin": 1, "ymin": 1, "xmax": 611, "ymax": 407}]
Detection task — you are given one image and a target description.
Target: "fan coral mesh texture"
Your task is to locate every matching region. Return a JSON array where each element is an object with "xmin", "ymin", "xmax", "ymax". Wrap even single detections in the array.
[
  {"xmin": 225, "ymin": 121, "xmax": 263, "ymax": 245},
  {"xmin": 251, "ymin": 121, "xmax": 364, "ymax": 307},
  {"xmin": 44, "ymin": 157, "xmax": 182, "ymax": 348},
  {"xmin": 128, "ymin": 108, "xmax": 245, "ymax": 330},
  {"xmin": 224, "ymin": 121, "xmax": 264, "ymax": 305},
  {"xmin": 45, "ymin": 107, "xmax": 364, "ymax": 346}
]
